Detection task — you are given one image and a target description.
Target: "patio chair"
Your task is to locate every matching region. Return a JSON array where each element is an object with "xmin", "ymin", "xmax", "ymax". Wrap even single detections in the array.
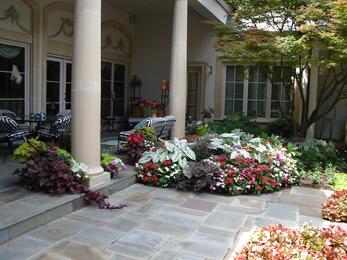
[
  {"xmin": 56, "ymin": 110, "xmax": 71, "ymax": 118},
  {"xmin": 117, "ymin": 117, "xmax": 153, "ymax": 151},
  {"xmin": 37, "ymin": 115, "xmax": 71, "ymax": 143},
  {"xmin": 0, "ymin": 108, "xmax": 16, "ymax": 118},
  {"xmin": 158, "ymin": 115, "xmax": 176, "ymax": 139},
  {"xmin": 0, "ymin": 116, "xmax": 30, "ymax": 162}
]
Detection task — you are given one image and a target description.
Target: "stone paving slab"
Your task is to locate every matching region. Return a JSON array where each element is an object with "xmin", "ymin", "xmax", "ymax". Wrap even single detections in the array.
[{"xmin": 0, "ymin": 185, "xmax": 345, "ymax": 260}]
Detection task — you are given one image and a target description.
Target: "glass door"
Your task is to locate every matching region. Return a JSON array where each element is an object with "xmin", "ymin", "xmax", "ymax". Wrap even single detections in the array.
[
  {"xmin": 0, "ymin": 41, "xmax": 28, "ymax": 116},
  {"xmin": 187, "ymin": 70, "xmax": 201, "ymax": 121},
  {"xmin": 101, "ymin": 61, "xmax": 126, "ymax": 118},
  {"xmin": 46, "ymin": 57, "xmax": 71, "ymax": 117}
]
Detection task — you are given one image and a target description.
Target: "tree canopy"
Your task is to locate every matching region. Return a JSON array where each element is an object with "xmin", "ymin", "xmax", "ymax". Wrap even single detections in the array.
[{"xmin": 214, "ymin": 0, "xmax": 347, "ymax": 137}]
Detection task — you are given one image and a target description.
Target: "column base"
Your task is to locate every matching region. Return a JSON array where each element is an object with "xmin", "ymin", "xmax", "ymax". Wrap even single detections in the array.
[{"xmin": 87, "ymin": 171, "xmax": 111, "ymax": 189}]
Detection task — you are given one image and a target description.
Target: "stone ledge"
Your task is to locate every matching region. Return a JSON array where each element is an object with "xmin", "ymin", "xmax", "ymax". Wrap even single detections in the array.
[{"xmin": 0, "ymin": 166, "xmax": 137, "ymax": 245}]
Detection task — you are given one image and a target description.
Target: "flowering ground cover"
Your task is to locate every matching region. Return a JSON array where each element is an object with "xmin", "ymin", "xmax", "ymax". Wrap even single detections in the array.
[
  {"xmin": 322, "ymin": 189, "xmax": 347, "ymax": 223},
  {"xmin": 234, "ymin": 224, "xmax": 347, "ymax": 259},
  {"xmin": 135, "ymin": 129, "xmax": 300, "ymax": 195}
]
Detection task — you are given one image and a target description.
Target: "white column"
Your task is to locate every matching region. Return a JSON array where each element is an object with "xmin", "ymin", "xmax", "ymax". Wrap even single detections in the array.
[
  {"xmin": 71, "ymin": 0, "xmax": 109, "ymax": 187},
  {"xmin": 169, "ymin": 0, "xmax": 188, "ymax": 138}
]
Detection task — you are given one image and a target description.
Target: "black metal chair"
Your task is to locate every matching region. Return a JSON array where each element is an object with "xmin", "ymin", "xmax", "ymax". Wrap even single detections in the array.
[
  {"xmin": 0, "ymin": 116, "xmax": 30, "ymax": 162},
  {"xmin": 37, "ymin": 115, "xmax": 71, "ymax": 144}
]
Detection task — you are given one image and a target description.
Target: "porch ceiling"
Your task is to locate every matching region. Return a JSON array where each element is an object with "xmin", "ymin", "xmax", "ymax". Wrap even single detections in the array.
[{"xmin": 105, "ymin": 0, "xmax": 174, "ymax": 16}]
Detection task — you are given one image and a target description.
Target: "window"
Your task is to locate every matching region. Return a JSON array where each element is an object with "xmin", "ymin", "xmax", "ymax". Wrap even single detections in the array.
[
  {"xmin": 101, "ymin": 61, "xmax": 126, "ymax": 118},
  {"xmin": 0, "ymin": 42, "xmax": 28, "ymax": 116},
  {"xmin": 224, "ymin": 65, "xmax": 291, "ymax": 119},
  {"xmin": 46, "ymin": 58, "xmax": 71, "ymax": 117},
  {"xmin": 225, "ymin": 66, "xmax": 244, "ymax": 115}
]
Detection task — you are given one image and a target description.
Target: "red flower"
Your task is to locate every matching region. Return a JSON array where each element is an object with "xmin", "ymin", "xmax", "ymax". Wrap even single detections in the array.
[
  {"xmin": 255, "ymin": 186, "xmax": 263, "ymax": 191},
  {"xmin": 225, "ymin": 177, "xmax": 233, "ymax": 185},
  {"xmin": 163, "ymin": 160, "xmax": 171, "ymax": 166},
  {"xmin": 144, "ymin": 176, "xmax": 150, "ymax": 182},
  {"xmin": 152, "ymin": 175, "xmax": 158, "ymax": 182}
]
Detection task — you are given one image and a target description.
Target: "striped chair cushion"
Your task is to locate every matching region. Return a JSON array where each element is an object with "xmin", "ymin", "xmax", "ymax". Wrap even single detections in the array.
[
  {"xmin": 150, "ymin": 117, "xmax": 166, "ymax": 136},
  {"xmin": 56, "ymin": 110, "xmax": 71, "ymax": 118},
  {"xmin": 0, "ymin": 116, "xmax": 18, "ymax": 132},
  {"xmin": 159, "ymin": 115, "xmax": 176, "ymax": 139},
  {"xmin": 133, "ymin": 118, "xmax": 152, "ymax": 129},
  {"xmin": 0, "ymin": 116, "xmax": 29, "ymax": 142},
  {"xmin": 0, "ymin": 109, "xmax": 16, "ymax": 118}
]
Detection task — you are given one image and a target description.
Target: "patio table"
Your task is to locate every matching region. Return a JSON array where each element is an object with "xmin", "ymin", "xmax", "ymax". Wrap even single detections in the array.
[{"xmin": 15, "ymin": 115, "xmax": 53, "ymax": 133}]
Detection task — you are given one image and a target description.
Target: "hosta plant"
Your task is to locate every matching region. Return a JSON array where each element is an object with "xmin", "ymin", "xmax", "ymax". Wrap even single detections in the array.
[
  {"xmin": 138, "ymin": 138, "xmax": 196, "ymax": 169},
  {"xmin": 13, "ymin": 139, "xmax": 125, "ymax": 210},
  {"xmin": 234, "ymin": 224, "xmax": 347, "ymax": 260},
  {"xmin": 322, "ymin": 189, "xmax": 347, "ymax": 223}
]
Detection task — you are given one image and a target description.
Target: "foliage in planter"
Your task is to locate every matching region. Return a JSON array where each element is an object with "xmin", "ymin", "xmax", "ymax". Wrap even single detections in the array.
[
  {"xmin": 101, "ymin": 153, "xmax": 127, "ymax": 178},
  {"xmin": 136, "ymin": 160, "xmax": 183, "ymax": 187},
  {"xmin": 190, "ymin": 134, "xmax": 219, "ymax": 161},
  {"xmin": 12, "ymin": 137, "xmax": 48, "ymax": 162},
  {"xmin": 296, "ymin": 139, "xmax": 347, "ymax": 171},
  {"xmin": 127, "ymin": 127, "xmax": 158, "ymax": 165},
  {"xmin": 322, "ymin": 189, "xmax": 347, "ymax": 223},
  {"xmin": 234, "ymin": 224, "xmax": 347, "ymax": 259},
  {"xmin": 14, "ymin": 139, "xmax": 125, "ymax": 210},
  {"xmin": 138, "ymin": 138, "xmax": 196, "ymax": 169}
]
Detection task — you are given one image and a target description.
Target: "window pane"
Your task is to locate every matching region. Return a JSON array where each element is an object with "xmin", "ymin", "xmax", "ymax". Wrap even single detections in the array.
[
  {"xmin": 101, "ymin": 62, "xmax": 111, "ymax": 80},
  {"xmin": 258, "ymin": 83, "xmax": 267, "ymax": 100},
  {"xmin": 66, "ymin": 63, "xmax": 72, "ymax": 83},
  {"xmin": 226, "ymin": 66, "xmax": 235, "ymax": 81},
  {"xmin": 114, "ymin": 64, "xmax": 125, "ymax": 81},
  {"xmin": 281, "ymin": 84, "xmax": 291, "ymax": 101},
  {"xmin": 235, "ymin": 83, "xmax": 243, "ymax": 99},
  {"xmin": 249, "ymin": 66, "xmax": 258, "ymax": 82},
  {"xmin": 259, "ymin": 68, "xmax": 267, "ymax": 82},
  {"xmin": 46, "ymin": 102, "xmax": 59, "ymax": 117},
  {"xmin": 65, "ymin": 83, "xmax": 71, "ymax": 103},
  {"xmin": 248, "ymin": 83, "xmax": 257, "ymax": 99},
  {"xmin": 0, "ymin": 72, "xmax": 24, "ymax": 98},
  {"xmin": 280, "ymin": 101, "xmax": 290, "ymax": 114},
  {"xmin": 235, "ymin": 66, "xmax": 245, "ymax": 82},
  {"xmin": 187, "ymin": 106, "xmax": 197, "ymax": 120},
  {"xmin": 235, "ymin": 100, "xmax": 243, "ymax": 113},
  {"xmin": 113, "ymin": 100, "xmax": 124, "ymax": 116},
  {"xmin": 0, "ymin": 44, "xmax": 25, "ymax": 72},
  {"xmin": 46, "ymin": 82, "xmax": 60, "ymax": 102},
  {"xmin": 225, "ymin": 100, "xmax": 234, "ymax": 116},
  {"xmin": 0, "ymin": 100, "xmax": 24, "ymax": 117},
  {"xmin": 47, "ymin": 60, "xmax": 60, "ymax": 81},
  {"xmin": 114, "ymin": 82, "xmax": 125, "ymax": 98},
  {"xmin": 225, "ymin": 83, "xmax": 234, "ymax": 99},
  {"xmin": 257, "ymin": 101, "xmax": 266, "ymax": 117},
  {"xmin": 102, "ymin": 81, "xmax": 111, "ymax": 98},
  {"xmin": 188, "ymin": 89, "xmax": 197, "ymax": 104},
  {"xmin": 272, "ymin": 84, "xmax": 280, "ymax": 100},
  {"xmin": 247, "ymin": 101, "xmax": 257, "ymax": 116},
  {"xmin": 101, "ymin": 99, "xmax": 110, "ymax": 118}
]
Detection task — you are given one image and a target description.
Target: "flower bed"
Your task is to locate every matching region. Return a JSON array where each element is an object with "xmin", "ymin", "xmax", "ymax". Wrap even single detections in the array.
[
  {"xmin": 13, "ymin": 138, "xmax": 126, "ymax": 210},
  {"xmin": 322, "ymin": 189, "xmax": 347, "ymax": 223},
  {"xmin": 135, "ymin": 130, "xmax": 300, "ymax": 195},
  {"xmin": 234, "ymin": 224, "xmax": 347, "ymax": 259}
]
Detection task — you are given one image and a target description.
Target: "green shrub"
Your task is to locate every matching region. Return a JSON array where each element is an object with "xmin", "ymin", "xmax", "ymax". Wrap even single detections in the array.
[{"xmin": 267, "ymin": 117, "xmax": 294, "ymax": 138}]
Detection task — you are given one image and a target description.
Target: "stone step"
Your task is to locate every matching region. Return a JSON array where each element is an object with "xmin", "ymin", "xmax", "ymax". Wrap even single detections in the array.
[{"xmin": 0, "ymin": 166, "xmax": 137, "ymax": 245}]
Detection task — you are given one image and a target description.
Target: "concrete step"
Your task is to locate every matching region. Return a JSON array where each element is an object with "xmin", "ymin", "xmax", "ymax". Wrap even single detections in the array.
[{"xmin": 0, "ymin": 167, "xmax": 137, "ymax": 245}]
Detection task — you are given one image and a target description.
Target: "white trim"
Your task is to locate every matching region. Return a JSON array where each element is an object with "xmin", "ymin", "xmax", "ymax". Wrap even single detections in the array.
[{"xmin": 0, "ymin": 39, "xmax": 30, "ymax": 115}]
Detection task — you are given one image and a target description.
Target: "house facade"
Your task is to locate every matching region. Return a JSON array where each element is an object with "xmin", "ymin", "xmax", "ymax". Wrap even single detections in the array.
[
  {"xmin": 0, "ymin": 0, "xmax": 231, "ymax": 186},
  {"xmin": 0, "ymin": 0, "xmax": 346, "ymax": 186}
]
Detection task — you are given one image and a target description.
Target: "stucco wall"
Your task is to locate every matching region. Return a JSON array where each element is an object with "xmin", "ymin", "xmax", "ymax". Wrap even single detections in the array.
[{"xmin": 132, "ymin": 8, "xmax": 217, "ymax": 112}]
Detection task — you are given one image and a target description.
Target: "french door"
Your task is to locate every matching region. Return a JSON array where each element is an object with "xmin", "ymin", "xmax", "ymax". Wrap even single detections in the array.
[
  {"xmin": 187, "ymin": 69, "xmax": 201, "ymax": 121},
  {"xmin": 101, "ymin": 61, "xmax": 126, "ymax": 118},
  {"xmin": 46, "ymin": 57, "xmax": 71, "ymax": 117},
  {"xmin": 0, "ymin": 40, "xmax": 29, "ymax": 116}
]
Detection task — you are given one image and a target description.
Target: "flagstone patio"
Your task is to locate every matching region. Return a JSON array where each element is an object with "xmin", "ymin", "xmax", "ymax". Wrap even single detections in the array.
[{"xmin": 0, "ymin": 184, "xmax": 345, "ymax": 260}]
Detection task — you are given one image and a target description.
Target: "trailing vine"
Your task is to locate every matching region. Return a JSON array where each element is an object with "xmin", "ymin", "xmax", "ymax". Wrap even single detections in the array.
[{"xmin": 13, "ymin": 139, "xmax": 126, "ymax": 210}]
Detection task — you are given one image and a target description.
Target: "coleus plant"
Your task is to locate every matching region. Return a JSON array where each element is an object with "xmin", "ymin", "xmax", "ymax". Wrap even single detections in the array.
[
  {"xmin": 13, "ymin": 139, "xmax": 126, "ymax": 210},
  {"xmin": 138, "ymin": 138, "xmax": 196, "ymax": 169}
]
